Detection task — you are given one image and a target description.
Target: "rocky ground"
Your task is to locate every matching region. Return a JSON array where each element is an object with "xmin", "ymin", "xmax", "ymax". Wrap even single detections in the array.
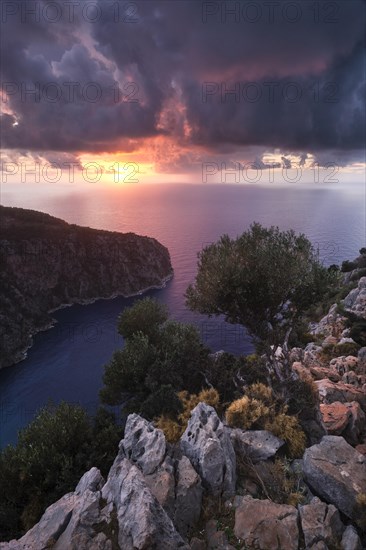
[
  {"xmin": 1, "ymin": 269, "xmax": 365, "ymax": 549},
  {"xmin": 0, "ymin": 206, "xmax": 173, "ymax": 369}
]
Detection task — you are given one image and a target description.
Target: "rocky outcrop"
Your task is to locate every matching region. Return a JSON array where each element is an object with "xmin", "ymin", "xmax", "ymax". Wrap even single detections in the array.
[
  {"xmin": 343, "ymin": 277, "xmax": 366, "ymax": 319},
  {"xmin": 180, "ymin": 403, "xmax": 236, "ymax": 497},
  {"xmin": 0, "ymin": 206, "xmax": 173, "ymax": 369},
  {"xmin": 234, "ymin": 496, "xmax": 299, "ymax": 550},
  {"xmin": 3, "ymin": 405, "xmax": 366, "ymax": 549},
  {"xmin": 229, "ymin": 429, "xmax": 284, "ymax": 463},
  {"xmin": 315, "ymin": 379, "xmax": 366, "ymax": 411},
  {"xmin": 303, "ymin": 436, "xmax": 366, "ymax": 521}
]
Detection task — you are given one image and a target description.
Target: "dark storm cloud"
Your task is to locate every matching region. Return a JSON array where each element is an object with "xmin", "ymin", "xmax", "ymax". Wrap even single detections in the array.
[{"xmin": 1, "ymin": 0, "xmax": 365, "ymax": 165}]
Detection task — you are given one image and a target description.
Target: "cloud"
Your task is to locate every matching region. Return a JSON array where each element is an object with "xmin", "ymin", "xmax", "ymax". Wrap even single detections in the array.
[{"xmin": 1, "ymin": 0, "xmax": 365, "ymax": 169}]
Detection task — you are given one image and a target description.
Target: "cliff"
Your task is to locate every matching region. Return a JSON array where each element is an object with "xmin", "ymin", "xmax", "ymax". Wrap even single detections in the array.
[{"xmin": 0, "ymin": 206, "xmax": 173, "ymax": 369}]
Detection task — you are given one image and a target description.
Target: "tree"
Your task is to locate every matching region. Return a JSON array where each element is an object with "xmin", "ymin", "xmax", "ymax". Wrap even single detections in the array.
[
  {"xmin": 117, "ymin": 296, "xmax": 168, "ymax": 342},
  {"xmin": 186, "ymin": 223, "xmax": 334, "ymax": 351},
  {"xmin": 100, "ymin": 299, "xmax": 210, "ymax": 415}
]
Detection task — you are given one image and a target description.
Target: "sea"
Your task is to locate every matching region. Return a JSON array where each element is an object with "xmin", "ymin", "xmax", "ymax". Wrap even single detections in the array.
[{"xmin": 0, "ymin": 180, "xmax": 365, "ymax": 447}]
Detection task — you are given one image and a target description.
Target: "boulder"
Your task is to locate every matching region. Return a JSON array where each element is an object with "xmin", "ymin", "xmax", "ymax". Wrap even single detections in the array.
[
  {"xmin": 343, "ymin": 277, "xmax": 366, "ymax": 319},
  {"xmin": 341, "ymin": 525, "xmax": 362, "ymax": 550},
  {"xmin": 315, "ymin": 379, "xmax": 366, "ymax": 411},
  {"xmin": 234, "ymin": 496, "xmax": 299, "ymax": 550},
  {"xmin": 320, "ymin": 401, "xmax": 366, "ymax": 445},
  {"xmin": 303, "ymin": 436, "xmax": 366, "ymax": 521},
  {"xmin": 309, "ymin": 365, "xmax": 341, "ymax": 382},
  {"xmin": 121, "ymin": 413, "xmax": 166, "ymax": 475},
  {"xmin": 102, "ymin": 457, "xmax": 188, "ymax": 549},
  {"xmin": 180, "ymin": 403, "xmax": 236, "ymax": 496},
  {"xmin": 299, "ymin": 497, "xmax": 344, "ymax": 549},
  {"xmin": 230, "ymin": 429, "xmax": 284, "ymax": 463}
]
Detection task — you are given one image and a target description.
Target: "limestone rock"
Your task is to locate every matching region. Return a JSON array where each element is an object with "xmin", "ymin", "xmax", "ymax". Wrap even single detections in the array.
[
  {"xmin": 234, "ymin": 496, "xmax": 299, "ymax": 550},
  {"xmin": 102, "ymin": 457, "xmax": 188, "ymax": 549},
  {"xmin": 174, "ymin": 455, "xmax": 203, "ymax": 537},
  {"xmin": 315, "ymin": 379, "xmax": 366, "ymax": 411},
  {"xmin": 341, "ymin": 525, "xmax": 362, "ymax": 550},
  {"xmin": 299, "ymin": 497, "xmax": 344, "ymax": 549},
  {"xmin": 303, "ymin": 436, "xmax": 366, "ymax": 521},
  {"xmin": 358, "ymin": 347, "xmax": 366, "ymax": 371},
  {"xmin": 310, "ymin": 303, "xmax": 346, "ymax": 338},
  {"xmin": 230, "ymin": 429, "xmax": 284, "ymax": 463},
  {"xmin": 121, "ymin": 413, "xmax": 166, "ymax": 475},
  {"xmin": 144, "ymin": 456, "xmax": 176, "ymax": 514},
  {"xmin": 180, "ymin": 403, "xmax": 236, "ymax": 496},
  {"xmin": 320, "ymin": 401, "xmax": 366, "ymax": 445},
  {"xmin": 330, "ymin": 356, "xmax": 359, "ymax": 376},
  {"xmin": 343, "ymin": 277, "xmax": 366, "ymax": 319}
]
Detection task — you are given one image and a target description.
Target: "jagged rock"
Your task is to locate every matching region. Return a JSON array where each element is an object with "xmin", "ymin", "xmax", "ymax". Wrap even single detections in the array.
[
  {"xmin": 75, "ymin": 467, "xmax": 105, "ymax": 494},
  {"xmin": 299, "ymin": 497, "xmax": 344, "ymax": 549},
  {"xmin": 320, "ymin": 401, "xmax": 366, "ymax": 445},
  {"xmin": 230, "ymin": 429, "xmax": 284, "ymax": 463},
  {"xmin": 0, "ymin": 493, "xmax": 76, "ymax": 549},
  {"xmin": 174, "ymin": 456, "xmax": 203, "ymax": 537},
  {"xmin": 303, "ymin": 436, "xmax": 366, "ymax": 521},
  {"xmin": 102, "ymin": 457, "xmax": 188, "ymax": 549},
  {"xmin": 234, "ymin": 496, "xmax": 299, "ymax": 550},
  {"xmin": 309, "ymin": 365, "xmax": 341, "ymax": 382},
  {"xmin": 342, "ymin": 371, "xmax": 360, "ymax": 386},
  {"xmin": 315, "ymin": 379, "xmax": 366, "ymax": 411},
  {"xmin": 303, "ymin": 343, "xmax": 323, "ymax": 367},
  {"xmin": 329, "ymin": 356, "xmax": 358, "ymax": 376},
  {"xmin": 180, "ymin": 403, "xmax": 236, "ymax": 496},
  {"xmin": 341, "ymin": 525, "xmax": 362, "ymax": 550},
  {"xmin": 144, "ymin": 456, "xmax": 176, "ymax": 513},
  {"xmin": 189, "ymin": 538, "xmax": 206, "ymax": 550},
  {"xmin": 310, "ymin": 304, "xmax": 346, "ymax": 338},
  {"xmin": 343, "ymin": 277, "xmax": 366, "ymax": 319},
  {"xmin": 121, "ymin": 413, "xmax": 166, "ymax": 475}
]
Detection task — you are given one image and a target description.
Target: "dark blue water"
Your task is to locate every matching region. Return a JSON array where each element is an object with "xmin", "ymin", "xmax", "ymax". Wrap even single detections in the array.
[{"xmin": 1, "ymin": 182, "xmax": 365, "ymax": 447}]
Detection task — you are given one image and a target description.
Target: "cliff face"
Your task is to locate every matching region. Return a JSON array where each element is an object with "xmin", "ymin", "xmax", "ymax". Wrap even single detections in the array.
[{"xmin": 0, "ymin": 206, "xmax": 173, "ymax": 369}]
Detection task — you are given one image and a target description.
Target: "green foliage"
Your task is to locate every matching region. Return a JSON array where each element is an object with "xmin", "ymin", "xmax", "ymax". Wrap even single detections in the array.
[
  {"xmin": 100, "ymin": 332, "xmax": 154, "ymax": 405},
  {"xmin": 101, "ymin": 300, "xmax": 211, "ymax": 417},
  {"xmin": 186, "ymin": 223, "xmax": 334, "ymax": 349},
  {"xmin": 140, "ymin": 385, "xmax": 183, "ymax": 419},
  {"xmin": 360, "ymin": 247, "xmax": 366, "ymax": 256},
  {"xmin": 117, "ymin": 297, "xmax": 168, "ymax": 342},
  {"xmin": 0, "ymin": 403, "xmax": 122, "ymax": 541},
  {"xmin": 341, "ymin": 260, "xmax": 357, "ymax": 272}
]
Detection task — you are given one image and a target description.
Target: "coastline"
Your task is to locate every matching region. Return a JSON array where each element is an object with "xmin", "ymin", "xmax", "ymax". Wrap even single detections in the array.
[{"xmin": 3, "ymin": 271, "xmax": 174, "ymax": 371}]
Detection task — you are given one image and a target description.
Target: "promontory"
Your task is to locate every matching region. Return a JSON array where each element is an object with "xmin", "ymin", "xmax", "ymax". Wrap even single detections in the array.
[{"xmin": 0, "ymin": 206, "xmax": 173, "ymax": 369}]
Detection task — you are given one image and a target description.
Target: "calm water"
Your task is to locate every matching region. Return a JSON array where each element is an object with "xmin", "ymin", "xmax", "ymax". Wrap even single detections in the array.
[{"xmin": 0, "ymin": 181, "xmax": 365, "ymax": 447}]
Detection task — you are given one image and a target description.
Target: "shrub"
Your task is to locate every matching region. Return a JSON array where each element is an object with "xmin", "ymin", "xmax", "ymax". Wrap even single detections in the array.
[
  {"xmin": 349, "ymin": 321, "xmax": 366, "ymax": 347},
  {"xmin": 225, "ymin": 384, "xmax": 306, "ymax": 458},
  {"xmin": 264, "ymin": 413, "xmax": 306, "ymax": 458},
  {"xmin": 225, "ymin": 396, "xmax": 269, "ymax": 430},
  {"xmin": 341, "ymin": 260, "xmax": 357, "ymax": 273}
]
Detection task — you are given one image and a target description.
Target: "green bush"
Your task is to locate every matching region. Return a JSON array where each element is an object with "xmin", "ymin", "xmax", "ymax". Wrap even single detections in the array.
[
  {"xmin": 117, "ymin": 297, "xmax": 168, "ymax": 342},
  {"xmin": 341, "ymin": 260, "xmax": 357, "ymax": 273}
]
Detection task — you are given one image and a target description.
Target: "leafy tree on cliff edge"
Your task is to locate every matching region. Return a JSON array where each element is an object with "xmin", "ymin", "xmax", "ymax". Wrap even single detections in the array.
[{"xmin": 186, "ymin": 223, "xmax": 335, "ymax": 356}]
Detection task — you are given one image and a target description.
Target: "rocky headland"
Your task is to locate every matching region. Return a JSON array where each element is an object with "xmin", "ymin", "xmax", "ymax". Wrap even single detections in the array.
[{"xmin": 0, "ymin": 206, "xmax": 173, "ymax": 369}]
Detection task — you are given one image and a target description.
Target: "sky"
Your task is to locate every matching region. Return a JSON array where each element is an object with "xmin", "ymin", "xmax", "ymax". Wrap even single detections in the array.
[{"xmin": 0, "ymin": 0, "xmax": 365, "ymax": 184}]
